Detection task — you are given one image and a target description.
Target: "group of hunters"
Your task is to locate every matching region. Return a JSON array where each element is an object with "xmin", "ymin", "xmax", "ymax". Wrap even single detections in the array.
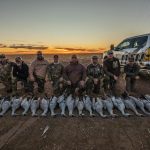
[{"xmin": 0, "ymin": 50, "xmax": 140, "ymax": 97}]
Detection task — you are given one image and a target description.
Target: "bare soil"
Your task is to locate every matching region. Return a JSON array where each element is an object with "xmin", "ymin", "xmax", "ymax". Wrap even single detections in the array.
[{"xmin": 0, "ymin": 78, "xmax": 150, "ymax": 150}]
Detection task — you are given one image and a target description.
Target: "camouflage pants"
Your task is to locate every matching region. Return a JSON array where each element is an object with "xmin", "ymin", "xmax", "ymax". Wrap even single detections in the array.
[
  {"xmin": 86, "ymin": 78, "xmax": 104, "ymax": 95},
  {"xmin": 109, "ymin": 77, "xmax": 117, "ymax": 96},
  {"xmin": 12, "ymin": 78, "xmax": 28, "ymax": 94},
  {"xmin": 51, "ymin": 78, "xmax": 66, "ymax": 96},
  {"xmin": 0, "ymin": 76, "xmax": 12, "ymax": 93},
  {"xmin": 65, "ymin": 82, "xmax": 85, "ymax": 97},
  {"xmin": 29, "ymin": 77, "xmax": 45, "ymax": 93},
  {"xmin": 126, "ymin": 77, "xmax": 136, "ymax": 92},
  {"xmin": 103, "ymin": 75, "xmax": 110, "ymax": 91}
]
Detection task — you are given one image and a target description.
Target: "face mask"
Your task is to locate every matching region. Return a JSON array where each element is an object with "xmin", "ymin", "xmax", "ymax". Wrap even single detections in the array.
[
  {"xmin": 17, "ymin": 63, "xmax": 22, "ymax": 67},
  {"xmin": 37, "ymin": 55, "xmax": 43, "ymax": 60}
]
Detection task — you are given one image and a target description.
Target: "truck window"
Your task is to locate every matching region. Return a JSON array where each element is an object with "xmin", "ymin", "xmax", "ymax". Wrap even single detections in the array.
[
  {"xmin": 115, "ymin": 39, "xmax": 134, "ymax": 51},
  {"xmin": 115, "ymin": 36, "xmax": 148, "ymax": 51},
  {"xmin": 133, "ymin": 36, "xmax": 148, "ymax": 48}
]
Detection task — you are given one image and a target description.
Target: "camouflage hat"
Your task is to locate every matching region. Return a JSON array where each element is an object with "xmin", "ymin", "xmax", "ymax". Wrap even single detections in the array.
[
  {"xmin": 0, "ymin": 54, "xmax": 6, "ymax": 59},
  {"xmin": 54, "ymin": 55, "xmax": 58, "ymax": 58},
  {"xmin": 37, "ymin": 51, "xmax": 42, "ymax": 55},
  {"xmin": 15, "ymin": 56, "xmax": 22, "ymax": 62},
  {"xmin": 92, "ymin": 55, "xmax": 98, "ymax": 59},
  {"xmin": 107, "ymin": 50, "xmax": 114, "ymax": 55}
]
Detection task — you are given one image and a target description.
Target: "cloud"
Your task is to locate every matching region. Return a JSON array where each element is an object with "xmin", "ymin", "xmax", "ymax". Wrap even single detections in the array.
[
  {"xmin": 55, "ymin": 46, "xmax": 106, "ymax": 53},
  {"xmin": 8, "ymin": 44, "xmax": 48, "ymax": 50},
  {"xmin": 0, "ymin": 44, "xmax": 7, "ymax": 48}
]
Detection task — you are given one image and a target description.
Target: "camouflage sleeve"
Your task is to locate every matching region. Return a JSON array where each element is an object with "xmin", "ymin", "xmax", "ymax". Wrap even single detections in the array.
[
  {"xmin": 61, "ymin": 64, "xmax": 64, "ymax": 77},
  {"xmin": 117, "ymin": 59, "xmax": 121, "ymax": 76},
  {"xmin": 86, "ymin": 65, "xmax": 93, "ymax": 79},
  {"xmin": 12, "ymin": 64, "xmax": 18, "ymax": 77},
  {"xmin": 103, "ymin": 61, "xmax": 114, "ymax": 78},
  {"xmin": 124, "ymin": 65, "xmax": 134, "ymax": 76},
  {"xmin": 47, "ymin": 64, "xmax": 52, "ymax": 80},
  {"xmin": 134, "ymin": 64, "xmax": 140, "ymax": 76},
  {"xmin": 100, "ymin": 65, "xmax": 104, "ymax": 77}
]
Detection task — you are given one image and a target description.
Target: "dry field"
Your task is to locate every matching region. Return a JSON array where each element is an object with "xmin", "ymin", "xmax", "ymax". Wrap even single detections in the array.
[{"xmin": 0, "ymin": 54, "xmax": 150, "ymax": 150}]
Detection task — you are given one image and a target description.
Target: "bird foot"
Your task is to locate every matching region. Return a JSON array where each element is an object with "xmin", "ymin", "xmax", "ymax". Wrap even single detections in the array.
[
  {"xmin": 111, "ymin": 114, "xmax": 118, "ymax": 118},
  {"xmin": 32, "ymin": 113, "xmax": 38, "ymax": 117},
  {"xmin": 51, "ymin": 113, "xmax": 56, "ymax": 117},
  {"xmin": 22, "ymin": 113, "xmax": 27, "ymax": 116},
  {"xmin": 61, "ymin": 113, "xmax": 67, "ymax": 117},
  {"xmin": 90, "ymin": 113, "xmax": 96, "ymax": 117},
  {"xmin": 12, "ymin": 113, "xmax": 20, "ymax": 117},
  {"xmin": 101, "ymin": 115, "xmax": 108, "ymax": 118},
  {"xmin": 41, "ymin": 113, "xmax": 47, "ymax": 117},
  {"xmin": 79, "ymin": 113, "xmax": 85, "ymax": 117},
  {"xmin": 0, "ymin": 113, "xmax": 4, "ymax": 117},
  {"xmin": 69, "ymin": 114, "xmax": 76, "ymax": 117}
]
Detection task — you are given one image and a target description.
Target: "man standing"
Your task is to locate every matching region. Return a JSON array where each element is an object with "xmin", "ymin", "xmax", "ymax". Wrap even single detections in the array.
[
  {"xmin": 124, "ymin": 56, "xmax": 140, "ymax": 92},
  {"xmin": 86, "ymin": 56, "xmax": 104, "ymax": 95},
  {"xmin": 29, "ymin": 51, "xmax": 49, "ymax": 93},
  {"xmin": 12, "ymin": 56, "xmax": 29, "ymax": 93},
  {"xmin": 47, "ymin": 55, "xmax": 64, "ymax": 96},
  {"xmin": 0, "ymin": 54, "xmax": 14, "ymax": 93},
  {"xmin": 63, "ymin": 55, "xmax": 86, "ymax": 96},
  {"xmin": 103, "ymin": 51, "xmax": 120, "ymax": 96}
]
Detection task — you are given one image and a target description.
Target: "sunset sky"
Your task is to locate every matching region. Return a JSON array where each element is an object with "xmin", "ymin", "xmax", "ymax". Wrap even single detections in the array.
[{"xmin": 0, "ymin": 0, "xmax": 150, "ymax": 54}]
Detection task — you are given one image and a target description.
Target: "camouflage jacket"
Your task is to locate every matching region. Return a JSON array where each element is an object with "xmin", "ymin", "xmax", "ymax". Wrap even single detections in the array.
[
  {"xmin": 0, "ymin": 61, "xmax": 13, "ymax": 80},
  {"xmin": 124, "ymin": 63, "xmax": 140, "ymax": 77},
  {"xmin": 47, "ymin": 63, "xmax": 64, "ymax": 80},
  {"xmin": 87, "ymin": 63, "xmax": 104, "ymax": 79},
  {"xmin": 103, "ymin": 57, "xmax": 120, "ymax": 78}
]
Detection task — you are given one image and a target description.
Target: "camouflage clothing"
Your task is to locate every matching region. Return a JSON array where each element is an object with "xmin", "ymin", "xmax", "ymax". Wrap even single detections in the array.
[
  {"xmin": 103, "ymin": 57, "xmax": 120, "ymax": 96},
  {"xmin": 0, "ymin": 61, "xmax": 13, "ymax": 93},
  {"xmin": 124, "ymin": 63, "xmax": 140, "ymax": 92},
  {"xmin": 47, "ymin": 62, "xmax": 64, "ymax": 95},
  {"xmin": 29, "ymin": 58, "xmax": 49, "ymax": 93},
  {"xmin": 86, "ymin": 63, "xmax": 104, "ymax": 95}
]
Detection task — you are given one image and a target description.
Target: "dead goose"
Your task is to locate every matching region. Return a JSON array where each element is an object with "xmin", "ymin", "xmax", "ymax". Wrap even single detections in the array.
[
  {"xmin": 92, "ymin": 97, "xmax": 96, "ymax": 110},
  {"xmin": 83, "ymin": 95, "xmax": 95, "ymax": 117},
  {"xmin": 0, "ymin": 97, "xmax": 2, "ymax": 111},
  {"xmin": 95, "ymin": 97, "xmax": 107, "ymax": 118},
  {"xmin": 141, "ymin": 99, "xmax": 150, "ymax": 112},
  {"xmin": 75, "ymin": 97, "xmax": 84, "ymax": 116},
  {"xmin": 103, "ymin": 96, "xmax": 118, "ymax": 117},
  {"xmin": 145, "ymin": 95, "xmax": 150, "ymax": 101},
  {"xmin": 21, "ymin": 97, "xmax": 31, "ymax": 116},
  {"xmin": 57, "ymin": 94, "xmax": 66, "ymax": 117},
  {"xmin": 121, "ymin": 92, "xmax": 143, "ymax": 116},
  {"xmin": 11, "ymin": 96, "xmax": 22, "ymax": 116},
  {"xmin": 66, "ymin": 94, "xmax": 75, "ymax": 117},
  {"xmin": 140, "ymin": 95, "xmax": 150, "ymax": 112},
  {"xmin": 40, "ymin": 97, "xmax": 49, "ymax": 117},
  {"xmin": 129, "ymin": 96, "xmax": 150, "ymax": 116},
  {"xmin": 0, "ymin": 97, "xmax": 11, "ymax": 116},
  {"xmin": 49, "ymin": 96, "xmax": 57, "ymax": 117},
  {"xmin": 30, "ymin": 97, "xmax": 40, "ymax": 117},
  {"xmin": 111, "ymin": 97, "xmax": 131, "ymax": 117}
]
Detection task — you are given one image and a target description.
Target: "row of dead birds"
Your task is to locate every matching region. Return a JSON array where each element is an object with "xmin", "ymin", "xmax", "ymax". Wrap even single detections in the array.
[{"xmin": 0, "ymin": 92, "xmax": 150, "ymax": 118}]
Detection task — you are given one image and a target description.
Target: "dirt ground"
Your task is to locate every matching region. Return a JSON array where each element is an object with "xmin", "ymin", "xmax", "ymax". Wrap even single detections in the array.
[{"xmin": 0, "ymin": 78, "xmax": 150, "ymax": 150}]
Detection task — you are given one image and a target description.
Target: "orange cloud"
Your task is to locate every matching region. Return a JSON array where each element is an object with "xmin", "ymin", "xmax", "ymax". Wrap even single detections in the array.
[{"xmin": 0, "ymin": 43, "xmax": 106, "ymax": 54}]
